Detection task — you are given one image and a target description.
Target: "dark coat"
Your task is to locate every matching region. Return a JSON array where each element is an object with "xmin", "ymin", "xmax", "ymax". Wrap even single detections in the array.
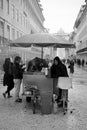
[
  {"xmin": 3, "ymin": 74, "xmax": 14, "ymax": 86},
  {"xmin": 13, "ymin": 63, "xmax": 24, "ymax": 79},
  {"xmin": 68, "ymin": 60, "xmax": 74, "ymax": 73},
  {"xmin": 50, "ymin": 57, "xmax": 68, "ymax": 96},
  {"xmin": 51, "ymin": 63, "xmax": 68, "ymax": 78},
  {"xmin": 3, "ymin": 60, "xmax": 14, "ymax": 87}
]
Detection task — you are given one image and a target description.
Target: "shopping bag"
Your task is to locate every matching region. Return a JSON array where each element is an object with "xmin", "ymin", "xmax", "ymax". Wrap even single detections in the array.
[{"xmin": 57, "ymin": 77, "xmax": 72, "ymax": 89}]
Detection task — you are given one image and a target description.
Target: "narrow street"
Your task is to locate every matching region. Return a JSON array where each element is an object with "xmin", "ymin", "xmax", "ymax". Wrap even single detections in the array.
[{"xmin": 0, "ymin": 65, "xmax": 87, "ymax": 130}]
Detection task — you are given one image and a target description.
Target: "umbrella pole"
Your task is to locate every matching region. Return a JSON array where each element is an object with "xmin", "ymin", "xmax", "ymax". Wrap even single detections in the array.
[{"xmin": 41, "ymin": 47, "xmax": 43, "ymax": 59}]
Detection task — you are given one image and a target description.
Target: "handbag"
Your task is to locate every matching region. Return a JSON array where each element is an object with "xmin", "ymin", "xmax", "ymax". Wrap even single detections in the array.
[{"xmin": 57, "ymin": 77, "xmax": 72, "ymax": 90}]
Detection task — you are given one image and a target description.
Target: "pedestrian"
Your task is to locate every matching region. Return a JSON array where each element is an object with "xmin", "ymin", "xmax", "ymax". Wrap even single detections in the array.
[
  {"xmin": 50, "ymin": 56, "xmax": 68, "ymax": 107},
  {"xmin": 68, "ymin": 59, "xmax": 74, "ymax": 77},
  {"xmin": 13, "ymin": 56, "xmax": 25, "ymax": 103},
  {"xmin": 77, "ymin": 59, "xmax": 81, "ymax": 66},
  {"xmin": 82, "ymin": 59, "xmax": 85, "ymax": 67},
  {"xmin": 3, "ymin": 58, "xmax": 14, "ymax": 98}
]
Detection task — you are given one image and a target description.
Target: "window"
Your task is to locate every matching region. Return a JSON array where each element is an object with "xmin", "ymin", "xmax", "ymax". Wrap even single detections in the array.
[
  {"xmin": 17, "ymin": 9, "xmax": 19, "ymax": 22},
  {"xmin": 7, "ymin": 25, "xmax": 10, "ymax": 40},
  {"xmin": 20, "ymin": 33, "xmax": 22, "ymax": 37},
  {"xmin": 20, "ymin": 13, "xmax": 22, "ymax": 24},
  {"xmin": 23, "ymin": 15, "xmax": 25, "ymax": 27},
  {"xmin": 25, "ymin": 19, "xmax": 27, "ymax": 28},
  {"xmin": 23, "ymin": 0, "xmax": 25, "ymax": 9},
  {"xmin": 11, "ymin": 5, "xmax": 15, "ymax": 19},
  {"xmin": 0, "ymin": 21, "xmax": 4, "ymax": 45},
  {"xmin": 28, "ymin": 22, "xmax": 30, "ymax": 31},
  {"xmin": 21, "ymin": 0, "xmax": 22, "ymax": 6},
  {"xmin": 12, "ymin": 28, "xmax": 15, "ymax": 40},
  {"xmin": 15, "ymin": 9, "xmax": 17, "ymax": 21},
  {"xmin": 16, "ymin": 9, "xmax": 19, "ymax": 22},
  {"xmin": 25, "ymin": 18, "xmax": 26, "ymax": 28},
  {"xmin": 0, "ymin": 0, "xmax": 3, "ymax": 9},
  {"xmin": 6, "ymin": 0, "xmax": 9, "ymax": 14},
  {"xmin": 0, "ymin": 21, "xmax": 4, "ymax": 36},
  {"xmin": 17, "ymin": 31, "xmax": 19, "ymax": 38}
]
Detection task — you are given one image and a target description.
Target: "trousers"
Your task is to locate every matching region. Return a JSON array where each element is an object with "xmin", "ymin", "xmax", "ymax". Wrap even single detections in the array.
[{"xmin": 14, "ymin": 79, "xmax": 22, "ymax": 100}]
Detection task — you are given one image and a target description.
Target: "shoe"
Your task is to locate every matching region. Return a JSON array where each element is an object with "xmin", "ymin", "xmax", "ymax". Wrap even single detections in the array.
[
  {"xmin": 8, "ymin": 95, "xmax": 13, "ymax": 98},
  {"xmin": 18, "ymin": 98, "xmax": 22, "ymax": 101},
  {"xmin": 15, "ymin": 98, "xmax": 22, "ymax": 103},
  {"xmin": 3, "ymin": 93, "xmax": 6, "ymax": 98}
]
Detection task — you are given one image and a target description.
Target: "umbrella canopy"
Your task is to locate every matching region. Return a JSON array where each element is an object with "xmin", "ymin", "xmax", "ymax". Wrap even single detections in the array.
[
  {"xmin": 9, "ymin": 33, "xmax": 75, "ymax": 48},
  {"xmin": 53, "ymin": 35, "xmax": 75, "ymax": 48}
]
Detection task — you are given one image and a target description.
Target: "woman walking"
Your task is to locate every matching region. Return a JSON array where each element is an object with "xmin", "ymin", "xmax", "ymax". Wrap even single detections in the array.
[{"xmin": 3, "ymin": 58, "xmax": 14, "ymax": 98}]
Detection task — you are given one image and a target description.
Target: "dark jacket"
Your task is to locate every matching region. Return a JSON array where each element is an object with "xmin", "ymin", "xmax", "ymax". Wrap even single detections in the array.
[
  {"xmin": 13, "ymin": 63, "xmax": 24, "ymax": 79},
  {"xmin": 3, "ymin": 59, "xmax": 14, "ymax": 86},
  {"xmin": 50, "ymin": 56, "xmax": 68, "ymax": 97},
  {"xmin": 68, "ymin": 60, "xmax": 74, "ymax": 73},
  {"xmin": 51, "ymin": 58, "xmax": 68, "ymax": 78}
]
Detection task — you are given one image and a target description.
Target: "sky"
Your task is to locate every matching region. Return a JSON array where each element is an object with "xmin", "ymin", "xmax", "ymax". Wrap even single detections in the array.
[{"xmin": 40, "ymin": 0, "xmax": 85, "ymax": 33}]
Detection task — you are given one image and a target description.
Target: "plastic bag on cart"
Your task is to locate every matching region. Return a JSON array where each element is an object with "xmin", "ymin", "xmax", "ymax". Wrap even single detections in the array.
[{"xmin": 57, "ymin": 77, "xmax": 72, "ymax": 90}]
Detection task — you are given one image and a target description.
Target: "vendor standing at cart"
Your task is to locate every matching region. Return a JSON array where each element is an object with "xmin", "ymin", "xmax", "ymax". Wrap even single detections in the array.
[
  {"xmin": 50, "ymin": 56, "xmax": 68, "ymax": 107},
  {"xmin": 13, "ymin": 56, "xmax": 25, "ymax": 102}
]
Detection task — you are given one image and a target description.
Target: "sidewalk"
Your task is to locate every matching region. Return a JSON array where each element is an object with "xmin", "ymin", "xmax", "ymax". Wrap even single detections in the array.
[
  {"xmin": 75, "ymin": 64, "xmax": 87, "ymax": 71},
  {"xmin": 0, "ymin": 66, "xmax": 87, "ymax": 130}
]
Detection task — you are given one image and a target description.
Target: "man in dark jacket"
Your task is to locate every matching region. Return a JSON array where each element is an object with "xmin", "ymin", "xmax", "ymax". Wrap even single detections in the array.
[
  {"xmin": 50, "ymin": 56, "xmax": 68, "ymax": 107},
  {"xmin": 13, "ymin": 56, "xmax": 25, "ymax": 102}
]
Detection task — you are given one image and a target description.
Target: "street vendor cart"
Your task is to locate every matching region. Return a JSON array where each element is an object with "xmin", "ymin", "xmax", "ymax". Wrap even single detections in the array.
[
  {"xmin": 23, "ymin": 72, "xmax": 53, "ymax": 114},
  {"xmin": 9, "ymin": 33, "xmax": 75, "ymax": 114}
]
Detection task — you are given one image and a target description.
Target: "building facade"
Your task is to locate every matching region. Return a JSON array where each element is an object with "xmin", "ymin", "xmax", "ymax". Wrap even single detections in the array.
[
  {"xmin": 0, "ymin": 0, "xmax": 45, "ymax": 61},
  {"xmin": 53, "ymin": 30, "xmax": 72, "ymax": 60},
  {"xmin": 73, "ymin": 3, "xmax": 87, "ymax": 64}
]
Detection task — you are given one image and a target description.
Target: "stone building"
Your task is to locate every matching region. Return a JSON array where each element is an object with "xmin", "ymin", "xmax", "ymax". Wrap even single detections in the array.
[
  {"xmin": 53, "ymin": 29, "xmax": 72, "ymax": 60},
  {"xmin": 0, "ymin": 0, "xmax": 45, "ymax": 61},
  {"xmin": 73, "ymin": 2, "xmax": 87, "ymax": 64}
]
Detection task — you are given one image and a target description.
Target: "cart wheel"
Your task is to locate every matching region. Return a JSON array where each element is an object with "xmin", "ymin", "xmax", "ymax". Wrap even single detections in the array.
[{"xmin": 63, "ymin": 110, "xmax": 67, "ymax": 115}]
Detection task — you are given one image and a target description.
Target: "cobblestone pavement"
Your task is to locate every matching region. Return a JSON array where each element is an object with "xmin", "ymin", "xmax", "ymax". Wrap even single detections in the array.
[{"xmin": 0, "ymin": 66, "xmax": 87, "ymax": 130}]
